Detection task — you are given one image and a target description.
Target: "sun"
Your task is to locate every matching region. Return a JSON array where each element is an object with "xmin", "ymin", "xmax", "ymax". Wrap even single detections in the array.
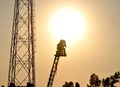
[{"xmin": 48, "ymin": 7, "xmax": 86, "ymax": 45}]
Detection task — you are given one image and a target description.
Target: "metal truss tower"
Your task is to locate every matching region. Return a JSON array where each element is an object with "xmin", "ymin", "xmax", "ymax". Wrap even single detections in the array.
[{"xmin": 8, "ymin": 0, "xmax": 36, "ymax": 87}]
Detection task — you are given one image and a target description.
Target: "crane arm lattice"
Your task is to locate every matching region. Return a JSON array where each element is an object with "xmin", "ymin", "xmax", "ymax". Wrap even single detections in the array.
[
  {"xmin": 47, "ymin": 56, "xmax": 60, "ymax": 87},
  {"xmin": 47, "ymin": 39, "xmax": 67, "ymax": 87}
]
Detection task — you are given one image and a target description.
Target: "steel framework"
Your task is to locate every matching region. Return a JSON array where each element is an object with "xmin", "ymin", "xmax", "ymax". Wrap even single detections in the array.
[
  {"xmin": 47, "ymin": 40, "xmax": 67, "ymax": 87},
  {"xmin": 8, "ymin": 0, "xmax": 35, "ymax": 87}
]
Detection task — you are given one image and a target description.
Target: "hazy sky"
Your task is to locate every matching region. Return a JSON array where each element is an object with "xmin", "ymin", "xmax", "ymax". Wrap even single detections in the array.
[{"xmin": 0, "ymin": 0, "xmax": 120, "ymax": 87}]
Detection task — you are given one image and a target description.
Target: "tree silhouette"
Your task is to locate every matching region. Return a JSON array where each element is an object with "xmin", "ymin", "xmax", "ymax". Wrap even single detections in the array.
[
  {"xmin": 63, "ymin": 81, "xmax": 74, "ymax": 87},
  {"xmin": 62, "ymin": 72, "xmax": 120, "ymax": 87},
  {"xmin": 87, "ymin": 73, "xmax": 101, "ymax": 87},
  {"xmin": 102, "ymin": 77, "xmax": 110, "ymax": 87},
  {"xmin": 75, "ymin": 82, "xmax": 80, "ymax": 87},
  {"xmin": 1, "ymin": 85, "xmax": 5, "ymax": 87},
  {"xmin": 102, "ymin": 72, "xmax": 120, "ymax": 87},
  {"xmin": 62, "ymin": 81, "xmax": 80, "ymax": 87}
]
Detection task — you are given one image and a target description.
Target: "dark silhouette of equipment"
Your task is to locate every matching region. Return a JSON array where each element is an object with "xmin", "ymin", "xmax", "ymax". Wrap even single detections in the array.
[
  {"xmin": 47, "ymin": 40, "xmax": 67, "ymax": 87},
  {"xmin": 8, "ymin": 0, "xmax": 36, "ymax": 87}
]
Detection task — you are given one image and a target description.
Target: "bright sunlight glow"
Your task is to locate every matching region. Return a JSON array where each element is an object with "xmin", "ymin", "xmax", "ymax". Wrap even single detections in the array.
[{"xmin": 49, "ymin": 7, "xmax": 86, "ymax": 45}]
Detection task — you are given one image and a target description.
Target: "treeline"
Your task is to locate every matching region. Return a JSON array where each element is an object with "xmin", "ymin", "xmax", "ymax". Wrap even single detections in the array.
[
  {"xmin": 62, "ymin": 71, "xmax": 120, "ymax": 87},
  {"xmin": 87, "ymin": 71, "xmax": 120, "ymax": 87}
]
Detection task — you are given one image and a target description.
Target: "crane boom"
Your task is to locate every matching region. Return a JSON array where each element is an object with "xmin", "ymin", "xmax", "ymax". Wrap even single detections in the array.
[
  {"xmin": 47, "ymin": 55, "xmax": 60, "ymax": 87},
  {"xmin": 47, "ymin": 40, "xmax": 67, "ymax": 87}
]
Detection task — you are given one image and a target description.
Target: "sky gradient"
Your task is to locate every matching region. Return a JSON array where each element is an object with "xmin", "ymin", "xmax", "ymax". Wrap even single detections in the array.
[{"xmin": 0, "ymin": 0, "xmax": 120, "ymax": 87}]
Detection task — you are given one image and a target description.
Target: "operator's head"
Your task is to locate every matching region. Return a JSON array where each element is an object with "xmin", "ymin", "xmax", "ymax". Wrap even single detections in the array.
[{"xmin": 60, "ymin": 39, "xmax": 66, "ymax": 47}]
